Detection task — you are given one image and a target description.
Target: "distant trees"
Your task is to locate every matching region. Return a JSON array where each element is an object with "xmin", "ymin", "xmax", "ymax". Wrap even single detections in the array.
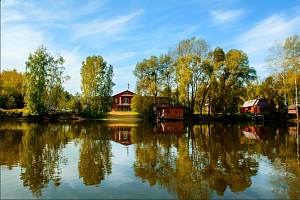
[
  {"xmin": 23, "ymin": 44, "xmax": 69, "ymax": 115},
  {"xmin": 133, "ymin": 37, "xmax": 256, "ymax": 116},
  {"xmin": 80, "ymin": 55, "xmax": 115, "ymax": 117},
  {"xmin": 0, "ymin": 69, "xmax": 24, "ymax": 109},
  {"xmin": 258, "ymin": 34, "xmax": 300, "ymax": 116}
]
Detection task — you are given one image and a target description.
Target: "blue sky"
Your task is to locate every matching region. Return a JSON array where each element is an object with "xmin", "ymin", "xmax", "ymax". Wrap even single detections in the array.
[{"xmin": 2, "ymin": 0, "xmax": 300, "ymax": 95}]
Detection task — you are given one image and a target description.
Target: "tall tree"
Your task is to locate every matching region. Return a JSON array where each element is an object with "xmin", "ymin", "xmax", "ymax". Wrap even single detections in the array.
[
  {"xmin": 213, "ymin": 47, "xmax": 256, "ymax": 115},
  {"xmin": 80, "ymin": 55, "xmax": 115, "ymax": 117},
  {"xmin": 284, "ymin": 34, "xmax": 300, "ymax": 119},
  {"xmin": 23, "ymin": 45, "xmax": 68, "ymax": 115},
  {"xmin": 23, "ymin": 45, "xmax": 50, "ymax": 115},
  {"xmin": 175, "ymin": 54, "xmax": 213, "ymax": 115},
  {"xmin": 158, "ymin": 54, "xmax": 174, "ymax": 103},
  {"xmin": 265, "ymin": 40, "xmax": 290, "ymax": 112},
  {"xmin": 133, "ymin": 55, "xmax": 162, "ymax": 97},
  {"xmin": 168, "ymin": 36, "xmax": 211, "ymax": 61},
  {"xmin": 45, "ymin": 55, "xmax": 68, "ymax": 112}
]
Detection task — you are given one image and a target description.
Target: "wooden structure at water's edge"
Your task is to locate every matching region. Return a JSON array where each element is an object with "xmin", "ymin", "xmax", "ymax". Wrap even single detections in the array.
[{"xmin": 156, "ymin": 106, "xmax": 184, "ymax": 121}]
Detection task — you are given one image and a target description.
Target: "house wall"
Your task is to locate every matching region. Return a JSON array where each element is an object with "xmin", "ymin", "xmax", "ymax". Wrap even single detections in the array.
[
  {"xmin": 162, "ymin": 107, "xmax": 184, "ymax": 118},
  {"xmin": 111, "ymin": 90, "xmax": 134, "ymax": 111},
  {"xmin": 255, "ymin": 105, "xmax": 268, "ymax": 114},
  {"xmin": 289, "ymin": 110, "xmax": 297, "ymax": 114}
]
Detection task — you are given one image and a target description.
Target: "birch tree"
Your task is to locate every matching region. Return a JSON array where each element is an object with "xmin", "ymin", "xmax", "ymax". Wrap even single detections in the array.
[
  {"xmin": 175, "ymin": 54, "xmax": 213, "ymax": 115},
  {"xmin": 23, "ymin": 44, "xmax": 69, "ymax": 115},
  {"xmin": 265, "ymin": 40, "xmax": 290, "ymax": 112},
  {"xmin": 284, "ymin": 34, "xmax": 300, "ymax": 118}
]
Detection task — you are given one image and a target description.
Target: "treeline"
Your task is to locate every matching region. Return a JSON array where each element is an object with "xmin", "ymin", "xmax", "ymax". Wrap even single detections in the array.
[
  {"xmin": 247, "ymin": 35, "xmax": 300, "ymax": 114},
  {"xmin": 0, "ymin": 45, "xmax": 115, "ymax": 118},
  {"xmin": 132, "ymin": 35, "xmax": 299, "ymax": 117}
]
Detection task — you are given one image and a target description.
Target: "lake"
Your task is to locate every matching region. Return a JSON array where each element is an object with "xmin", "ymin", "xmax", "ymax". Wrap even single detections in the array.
[{"xmin": 1, "ymin": 120, "xmax": 299, "ymax": 199}]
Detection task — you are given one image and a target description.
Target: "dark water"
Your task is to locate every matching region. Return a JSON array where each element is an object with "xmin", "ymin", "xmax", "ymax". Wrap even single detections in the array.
[{"xmin": 1, "ymin": 120, "xmax": 300, "ymax": 199}]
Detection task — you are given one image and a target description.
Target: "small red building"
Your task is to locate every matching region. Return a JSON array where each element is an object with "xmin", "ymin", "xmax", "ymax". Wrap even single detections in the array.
[
  {"xmin": 239, "ymin": 98, "xmax": 269, "ymax": 114},
  {"xmin": 156, "ymin": 106, "xmax": 184, "ymax": 121},
  {"xmin": 111, "ymin": 90, "xmax": 135, "ymax": 111}
]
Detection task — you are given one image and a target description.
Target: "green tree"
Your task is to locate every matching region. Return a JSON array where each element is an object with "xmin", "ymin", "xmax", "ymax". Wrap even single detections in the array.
[
  {"xmin": 131, "ymin": 94, "xmax": 154, "ymax": 119},
  {"xmin": 284, "ymin": 34, "xmax": 300, "ymax": 118},
  {"xmin": 23, "ymin": 45, "xmax": 68, "ymax": 115},
  {"xmin": 133, "ymin": 55, "xmax": 162, "ymax": 97},
  {"xmin": 6, "ymin": 96, "xmax": 16, "ymax": 109},
  {"xmin": 158, "ymin": 54, "xmax": 175, "ymax": 103},
  {"xmin": 175, "ymin": 54, "xmax": 213, "ymax": 115},
  {"xmin": 213, "ymin": 47, "xmax": 256, "ymax": 115},
  {"xmin": 80, "ymin": 55, "xmax": 115, "ymax": 117}
]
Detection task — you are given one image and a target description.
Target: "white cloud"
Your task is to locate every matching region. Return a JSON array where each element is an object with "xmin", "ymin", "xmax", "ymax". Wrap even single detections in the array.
[
  {"xmin": 105, "ymin": 49, "xmax": 136, "ymax": 62},
  {"xmin": 211, "ymin": 9, "xmax": 244, "ymax": 24},
  {"xmin": 74, "ymin": 9, "xmax": 145, "ymax": 38},
  {"xmin": 233, "ymin": 14, "xmax": 300, "ymax": 78},
  {"xmin": 238, "ymin": 14, "xmax": 300, "ymax": 56}
]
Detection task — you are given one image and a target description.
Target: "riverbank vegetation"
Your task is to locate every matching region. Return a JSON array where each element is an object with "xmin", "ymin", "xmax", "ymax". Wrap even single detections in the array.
[
  {"xmin": 132, "ymin": 35, "xmax": 300, "ymax": 121},
  {"xmin": 0, "ymin": 35, "xmax": 299, "ymax": 121}
]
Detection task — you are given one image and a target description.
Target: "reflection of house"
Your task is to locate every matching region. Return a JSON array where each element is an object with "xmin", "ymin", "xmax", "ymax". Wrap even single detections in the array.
[
  {"xmin": 240, "ymin": 125, "xmax": 268, "ymax": 140},
  {"xmin": 239, "ymin": 98, "xmax": 268, "ymax": 114},
  {"xmin": 110, "ymin": 126, "xmax": 133, "ymax": 145},
  {"xmin": 156, "ymin": 106, "xmax": 184, "ymax": 121},
  {"xmin": 153, "ymin": 122, "xmax": 184, "ymax": 134},
  {"xmin": 111, "ymin": 90, "xmax": 135, "ymax": 111},
  {"xmin": 289, "ymin": 126, "xmax": 300, "ymax": 138}
]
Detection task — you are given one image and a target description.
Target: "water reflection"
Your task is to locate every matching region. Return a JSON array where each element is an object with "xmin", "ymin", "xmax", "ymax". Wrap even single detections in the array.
[
  {"xmin": 132, "ymin": 123, "xmax": 260, "ymax": 199},
  {"xmin": 110, "ymin": 124, "xmax": 134, "ymax": 146},
  {"xmin": 19, "ymin": 122, "xmax": 68, "ymax": 197},
  {"xmin": 0, "ymin": 121, "xmax": 300, "ymax": 199},
  {"xmin": 154, "ymin": 122, "xmax": 184, "ymax": 134},
  {"xmin": 77, "ymin": 123, "xmax": 113, "ymax": 186}
]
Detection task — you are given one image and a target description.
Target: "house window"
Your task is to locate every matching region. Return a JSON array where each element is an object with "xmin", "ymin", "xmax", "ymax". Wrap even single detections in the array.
[
  {"xmin": 175, "ymin": 111, "xmax": 177, "ymax": 114},
  {"xmin": 115, "ymin": 99, "xmax": 118, "ymax": 103},
  {"xmin": 167, "ymin": 110, "xmax": 170, "ymax": 114},
  {"xmin": 124, "ymin": 98, "xmax": 129, "ymax": 103},
  {"xmin": 126, "ymin": 92, "xmax": 129, "ymax": 94}
]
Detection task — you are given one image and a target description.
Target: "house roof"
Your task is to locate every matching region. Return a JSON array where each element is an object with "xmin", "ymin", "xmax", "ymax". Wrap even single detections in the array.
[
  {"xmin": 157, "ymin": 106, "xmax": 184, "ymax": 108},
  {"xmin": 288, "ymin": 104, "xmax": 300, "ymax": 110},
  {"xmin": 112, "ymin": 90, "xmax": 135, "ymax": 97},
  {"xmin": 256, "ymin": 102, "xmax": 268, "ymax": 106},
  {"xmin": 242, "ymin": 98, "xmax": 267, "ymax": 108},
  {"xmin": 120, "ymin": 94, "xmax": 133, "ymax": 97}
]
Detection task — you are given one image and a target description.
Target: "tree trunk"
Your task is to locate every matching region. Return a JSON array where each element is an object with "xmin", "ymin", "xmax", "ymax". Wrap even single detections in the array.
[{"xmin": 295, "ymin": 73, "xmax": 299, "ymax": 120}]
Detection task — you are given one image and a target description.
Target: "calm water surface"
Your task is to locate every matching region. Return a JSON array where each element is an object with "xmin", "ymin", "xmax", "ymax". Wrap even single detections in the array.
[{"xmin": 1, "ymin": 120, "xmax": 300, "ymax": 199}]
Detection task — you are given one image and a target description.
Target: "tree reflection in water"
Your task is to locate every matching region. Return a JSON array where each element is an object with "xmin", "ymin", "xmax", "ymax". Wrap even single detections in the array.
[
  {"xmin": 18, "ymin": 122, "xmax": 69, "ymax": 197},
  {"xmin": 1, "ymin": 120, "xmax": 300, "ymax": 199},
  {"xmin": 131, "ymin": 122, "xmax": 260, "ymax": 199},
  {"xmin": 77, "ymin": 122, "xmax": 113, "ymax": 186}
]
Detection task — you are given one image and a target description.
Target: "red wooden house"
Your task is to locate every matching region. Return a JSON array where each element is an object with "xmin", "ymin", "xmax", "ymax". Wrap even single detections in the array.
[
  {"xmin": 111, "ymin": 90, "xmax": 135, "ymax": 111},
  {"xmin": 239, "ymin": 98, "xmax": 269, "ymax": 114},
  {"xmin": 156, "ymin": 106, "xmax": 184, "ymax": 121}
]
